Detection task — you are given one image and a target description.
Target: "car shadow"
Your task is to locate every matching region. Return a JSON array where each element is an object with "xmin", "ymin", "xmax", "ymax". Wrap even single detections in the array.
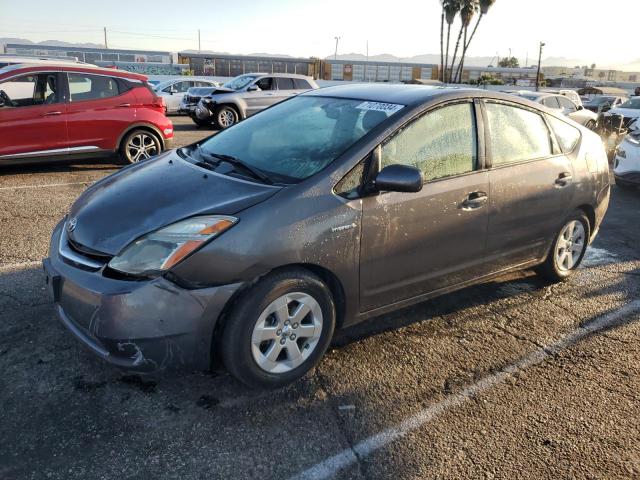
[{"xmin": 0, "ymin": 159, "xmax": 120, "ymax": 176}]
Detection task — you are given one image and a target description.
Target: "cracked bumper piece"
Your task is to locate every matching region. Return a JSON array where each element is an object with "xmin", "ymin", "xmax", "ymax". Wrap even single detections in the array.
[{"xmin": 43, "ymin": 222, "xmax": 241, "ymax": 373}]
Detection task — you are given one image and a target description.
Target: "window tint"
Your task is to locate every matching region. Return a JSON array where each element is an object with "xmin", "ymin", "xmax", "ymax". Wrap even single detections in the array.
[
  {"xmin": 293, "ymin": 78, "xmax": 312, "ymax": 89},
  {"xmin": 381, "ymin": 103, "xmax": 477, "ymax": 181},
  {"xmin": 557, "ymin": 96, "xmax": 577, "ymax": 111},
  {"xmin": 543, "ymin": 96, "xmax": 560, "ymax": 108},
  {"xmin": 547, "ymin": 115, "xmax": 581, "ymax": 152},
  {"xmin": 0, "ymin": 73, "xmax": 60, "ymax": 107},
  {"xmin": 485, "ymin": 102, "xmax": 552, "ymax": 165},
  {"xmin": 254, "ymin": 77, "xmax": 274, "ymax": 91},
  {"xmin": 277, "ymin": 77, "xmax": 295, "ymax": 90},
  {"xmin": 68, "ymin": 73, "xmax": 120, "ymax": 101}
]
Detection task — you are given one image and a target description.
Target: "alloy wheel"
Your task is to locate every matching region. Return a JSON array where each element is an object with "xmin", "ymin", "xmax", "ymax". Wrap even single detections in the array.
[
  {"xmin": 555, "ymin": 220, "xmax": 586, "ymax": 271},
  {"xmin": 218, "ymin": 109, "xmax": 236, "ymax": 128},
  {"xmin": 251, "ymin": 292, "xmax": 323, "ymax": 374},
  {"xmin": 126, "ymin": 133, "xmax": 158, "ymax": 162}
]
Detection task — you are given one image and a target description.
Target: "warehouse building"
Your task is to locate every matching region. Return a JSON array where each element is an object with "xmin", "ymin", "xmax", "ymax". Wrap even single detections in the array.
[
  {"xmin": 323, "ymin": 59, "xmax": 437, "ymax": 82},
  {"xmin": 177, "ymin": 52, "xmax": 320, "ymax": 78},
  {"xmin": 3, "ymin": 43, "xmax": 183, "ymax": 75}
]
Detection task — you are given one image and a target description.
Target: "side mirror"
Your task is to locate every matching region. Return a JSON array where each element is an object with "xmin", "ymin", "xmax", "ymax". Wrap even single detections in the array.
[
  {"xmin": 576, "ymin": 105, "xmax": 583, "ymax": 111},
  {"xmin": 374, "ymin": 164, "xmax": 423, "ymax": 193},
  {"xmin": 247, "ymin": 85, "xmax": 260, "ymax": 92}
]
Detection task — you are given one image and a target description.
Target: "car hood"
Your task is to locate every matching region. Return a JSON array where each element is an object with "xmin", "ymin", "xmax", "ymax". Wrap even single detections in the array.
[
  {"xmin": 67, "ymin": 152, "xmax": 281, "ymax": 255},
  {"xmin": 203, "ymin": 87, "xmax": 237, "ymax": 97}
]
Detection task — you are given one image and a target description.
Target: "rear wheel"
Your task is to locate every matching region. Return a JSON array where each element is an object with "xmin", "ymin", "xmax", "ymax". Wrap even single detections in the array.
[
  {"xmin": 220, "ymin": 269, "xmax": 335, "ymax": 389},
  {"xmin": 537, "ymin": 211, "xmax": 589, "ymax": 282},
  {"xmin": 213, "ymin": 105, "xmax": 238, "ymax": 129},
  {"xmin": 119, "ymin": 129, "xmax": 162, "ymax": 164}
]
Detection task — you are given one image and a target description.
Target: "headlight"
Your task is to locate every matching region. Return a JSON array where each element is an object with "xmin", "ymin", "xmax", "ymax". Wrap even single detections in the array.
[{"xmin": 108, "ymin": 215, "xmax": 237, "ymax": 276}]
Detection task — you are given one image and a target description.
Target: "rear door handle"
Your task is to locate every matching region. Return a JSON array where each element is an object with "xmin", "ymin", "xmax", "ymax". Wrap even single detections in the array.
[
  {"xmin": 460, "ymin": 191, "xmax": 488, "ymax": 210},
  {"xmin": 117, "ymin": 103, "xmax": 131, "ymax": 108},
  {"xmin": 555, "ymin": 172, "xmax": 573, "ymax": 186},
  {"xmin": 42, "ymin": 111, "xmax": 62, "ymax": 116}
]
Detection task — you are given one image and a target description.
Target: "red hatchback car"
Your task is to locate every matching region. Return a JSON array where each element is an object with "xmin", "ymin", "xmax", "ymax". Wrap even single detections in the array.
[{"xmin": 0, "ymin": 63, "xmax": 173, "ymax": 164}]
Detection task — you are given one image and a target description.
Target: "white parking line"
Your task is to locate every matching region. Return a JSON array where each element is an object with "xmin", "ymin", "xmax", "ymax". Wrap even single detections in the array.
[
  {"xmin": 0, "ymin": 181, "xmax": 94, "ymax": 191},
  {"xmin": 289, "ymin": 300, "xmax": 640, "ymax": 480}
]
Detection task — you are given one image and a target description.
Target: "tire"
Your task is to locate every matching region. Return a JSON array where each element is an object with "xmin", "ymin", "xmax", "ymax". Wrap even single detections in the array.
[
  {"xmin": 220, "ymin": 268, "xmax": 336, "ymax": 389},
  {"xmin": 119, "ymin": 129, "xmax": 162, "ymax": 164},
  {"xmin": 537, "ymin": 211, "xmax": 590, "ymax": 282},
  {"xmin": 213, "ymin": 105, "xmax": 239, "ymax": 129}
]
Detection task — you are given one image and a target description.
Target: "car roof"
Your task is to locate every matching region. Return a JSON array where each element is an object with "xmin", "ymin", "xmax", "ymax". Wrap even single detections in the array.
[
  {"xmin": 241, "ymin": 72, "xmax": 313, "ymax": 79},
  {"xmin": 0, "ymin": 63, "xmax": 148, "ymax": 81}
]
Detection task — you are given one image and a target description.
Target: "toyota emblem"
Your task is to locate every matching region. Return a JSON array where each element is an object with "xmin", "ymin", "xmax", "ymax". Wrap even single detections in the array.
[{"xmin": 67, "ymin": 217, "xmax": 78, "ymax": 232}]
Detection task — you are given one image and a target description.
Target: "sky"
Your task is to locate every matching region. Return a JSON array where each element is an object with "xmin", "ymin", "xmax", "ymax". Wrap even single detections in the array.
[{"xmin": 1, "ymin": 0, "xmax": 638, "ymax": 70}]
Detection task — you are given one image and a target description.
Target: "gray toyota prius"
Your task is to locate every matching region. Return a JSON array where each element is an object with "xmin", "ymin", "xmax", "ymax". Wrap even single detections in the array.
[{"xmin": 44, "ymin": 84, "xmax": 610, "ymax": 389}]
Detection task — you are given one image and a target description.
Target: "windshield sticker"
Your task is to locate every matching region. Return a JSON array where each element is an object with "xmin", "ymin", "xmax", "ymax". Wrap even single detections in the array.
[{"xmin": 356, "ymin": 101, "xmax": 404, "ymax": 114}]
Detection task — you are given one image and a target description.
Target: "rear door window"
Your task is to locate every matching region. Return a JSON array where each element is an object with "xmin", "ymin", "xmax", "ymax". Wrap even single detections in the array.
[
  {"xmin": 547, "ymin": 115, "xmax": 581, "ymax": 152},
  {"xmin": 485, "ymin": 102, "xmax": 552, "ymax": 165},
  {"xmin": 276, "ymin": 77, "xmax": 295, "ymax": 90},
  {"xmin": 68, "ymin": 73, "xmax": 120, "ymax": 101},
  {"xmin": 293, "ymin": 78, "xmax": 312, "ymax": 89}
]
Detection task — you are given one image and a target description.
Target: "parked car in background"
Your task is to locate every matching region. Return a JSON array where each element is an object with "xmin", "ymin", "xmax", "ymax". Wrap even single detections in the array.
[
  {"xmin": 147, "ymin": 79, "xmax": 161, "ymax": 87},
  {"xmin": 193, "ymin": 73, "xmax": 318, "ymax": 129},
  {"xmin": 178, "ymin": 86, "xmax": 217, "ymax": 116},
  {"xmin": 510, "ymin": 91, "xmax": 598, "ymax": 129},
  {"xmin": 613, "ymin": 119, "xmax": 640, "ymax": 188},
  {"xmin": 44, "ymin": 85, "xmax": 609, "ymax": 389},
  {"xmin": 544, "ymin": 89, "xmax": 583, "ymax": 108},
  {"xmin": 0, "ymin": 63, "xmax": 173, "ymax": 164},
  {"xmin": 154, "ymin": 78, "xmax": 220, "ymax": 114},
  {"xmin": 606, "ymin": 97, "xmax": 640, "ymax": 126},
  {"xmin": 583, "ymin": 95, "xmax": 627, "ymax": 113}
]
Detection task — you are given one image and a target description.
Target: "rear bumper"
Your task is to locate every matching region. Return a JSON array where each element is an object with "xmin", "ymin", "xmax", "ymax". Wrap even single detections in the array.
[{"xmin": 44, "ymin": 221, "xmax": 241, "ymax": 373}]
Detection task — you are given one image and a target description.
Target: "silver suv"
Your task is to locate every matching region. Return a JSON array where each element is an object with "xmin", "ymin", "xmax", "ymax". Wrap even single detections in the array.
[{"xmin": 193, "ymin": 73, "xmax": 318, "ymax": 129}]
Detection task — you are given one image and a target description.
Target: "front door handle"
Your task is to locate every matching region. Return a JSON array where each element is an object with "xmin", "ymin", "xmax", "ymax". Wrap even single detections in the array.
[
  {"xmin": 460, "ymin": 191, "xmax": 488, "ymax": 210},
  {"xmin": 555, "ymin": 172, "xmax": 573, "ymax": 187},
  {"xmin": 117, "ymin": 103, "xmax": 131, "ymax": 108},
  {"xmin": 42, "ymin": 111, "xmax": 62, "ymax": 116}
]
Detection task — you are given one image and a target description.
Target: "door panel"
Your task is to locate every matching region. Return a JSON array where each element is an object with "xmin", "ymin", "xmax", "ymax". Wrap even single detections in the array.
[
  {"xmin": 486, "ymin": 157, "xmax": 574, "ymax": 269},
  {"xmin": 0, "ymin": 72, "xmax": 68, "ymax": 157},
  {"xmin": 65, "ymin": 72, "xmax": 138, "ymax": 151},
  {"xmin": 360, "ymin": 172, "xmax": 490, "ymax": 311},
  {"xmin": 359, "ymin": 101, "xmax": 489, "ymax": 312},
  {"xmin": 483, "ymin": 101, "xmax": 575, "ymax": 270}
]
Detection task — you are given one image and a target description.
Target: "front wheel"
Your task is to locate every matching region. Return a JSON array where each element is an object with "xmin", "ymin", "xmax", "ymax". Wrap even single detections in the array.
[
  {"xmin": 537, "ymin": 212, "xmax": 589, "ymax": 282},
  {"xmin": 119, "ymin": 129, "xmax": 162, "ymax": 164},
  {"xmin": 220, "ymin": 269, "xmax": 336, "ymax": 389},
  {"xmin": 213, "ymin": 105, "xmax": 238, "ymax": 129}
]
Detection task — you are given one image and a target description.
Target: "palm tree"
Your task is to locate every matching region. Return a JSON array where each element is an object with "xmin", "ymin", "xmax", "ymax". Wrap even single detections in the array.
[
  {"xmin": 455, "ymin": 0, "xmax": 496, "ymax": 82},
  {"xmin": 442, "ymin": 0, "xmax": 461, "ymax": 83},
  {"xmin": 449, "ymin": 0, "xmax": 477, "ymax": 82}
]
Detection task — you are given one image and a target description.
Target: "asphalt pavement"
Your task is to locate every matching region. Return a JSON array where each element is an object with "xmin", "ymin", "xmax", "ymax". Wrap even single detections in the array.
[{"xmin": 1, "ymin": 116, "xmax": 639, "ymax": 479}]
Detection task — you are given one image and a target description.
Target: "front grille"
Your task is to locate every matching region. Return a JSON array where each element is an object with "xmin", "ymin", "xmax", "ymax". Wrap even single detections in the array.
[{"xmin": 68, "ymin": 238, "xmax": 112, "ymax": 262}]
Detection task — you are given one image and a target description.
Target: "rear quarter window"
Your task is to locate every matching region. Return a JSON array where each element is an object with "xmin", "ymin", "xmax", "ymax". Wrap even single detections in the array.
[
  {"xmin": 546, "ymin": 115, "xmax": 581, "ymax": 153},
  {"xmin": 293, "ymin": 78, "xmax": 312, "ymax": 89}
]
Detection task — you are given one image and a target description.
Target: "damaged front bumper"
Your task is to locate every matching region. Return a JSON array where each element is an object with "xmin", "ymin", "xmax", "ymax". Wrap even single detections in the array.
[{"xmin": 43, "ymin": 221, "xmax": 241, "ymax": 373}]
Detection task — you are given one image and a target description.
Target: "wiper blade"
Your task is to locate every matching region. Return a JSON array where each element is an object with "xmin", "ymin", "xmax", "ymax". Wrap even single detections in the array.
[{"xmin": 208, "ymin": 152, "xmax": 273, "ymax": 184}]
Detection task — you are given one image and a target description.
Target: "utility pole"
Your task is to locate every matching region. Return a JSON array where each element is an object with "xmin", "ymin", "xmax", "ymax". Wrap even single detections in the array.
[
  {"xmin": 536, "ymin": 41, "xmax": 545, "ymax": 91},
  {"xmin": 103, "ymin": 27, "xmax": 108, "ymax": 49},
  {"xmin": 334, "ymin": 36, "xmax": 340, "ymax": 60},
  {"xmin": 198, "ymin": 29, "xmax": 201, "ymax": 53}
]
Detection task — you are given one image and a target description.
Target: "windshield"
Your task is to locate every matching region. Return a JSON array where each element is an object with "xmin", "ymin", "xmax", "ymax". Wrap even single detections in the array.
[
  {"xmin": 223, "ymin": 75, "xmax": 258, "ymax": 91},
  {"xmin": 619, "ymin": 97, "xmax": 640, "ymax": 109},
  {"xmin": 198, "ymin": 96, "xmax": 403, "ymax": 183}
]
